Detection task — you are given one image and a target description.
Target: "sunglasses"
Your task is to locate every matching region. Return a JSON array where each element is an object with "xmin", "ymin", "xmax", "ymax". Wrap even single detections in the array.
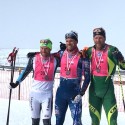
[
  {"xmin": 93, "ymin": 29, "xmax": 102, "ymax": 33},
  {"xmin": 40, "ymin": 39, "xmax": 52, "ymax": 44},
  {"xmin": 65, "ymin": 32, "xmax": 78, "ymax": 40}
]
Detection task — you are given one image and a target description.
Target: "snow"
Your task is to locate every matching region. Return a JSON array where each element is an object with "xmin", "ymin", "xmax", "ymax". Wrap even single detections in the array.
[{"xmin": 1, "ymin": 98, "xmax": 125, "ymax": 125}]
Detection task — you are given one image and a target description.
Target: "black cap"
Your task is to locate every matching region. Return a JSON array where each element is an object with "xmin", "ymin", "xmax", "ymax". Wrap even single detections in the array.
[
  {"xmin": 65, "ymin": 31, "xmax": 78, "ymax": 41},
  {"xmin": 93, "ymin": 27, "xmax": 106, "ymax": 38}
]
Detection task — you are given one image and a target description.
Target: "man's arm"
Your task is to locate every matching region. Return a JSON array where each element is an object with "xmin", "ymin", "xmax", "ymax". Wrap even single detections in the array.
[
  {"xmin": 73, "ymin": 58, "xmax": 90, "ymax": 103},
  {"xmin": 10, "ymin": 57, "xmax": 34, "ymax": 88},
  {"xmin": 112, "ymin": 47, "xmax": 125, "ymax": 70},
  {"xmin": 17, "ymin": 57, "xmax": 34, "ymax": 83},
  {"xmin": 80, "ymin": 58, "xmax": 91, "ymax": 96}
]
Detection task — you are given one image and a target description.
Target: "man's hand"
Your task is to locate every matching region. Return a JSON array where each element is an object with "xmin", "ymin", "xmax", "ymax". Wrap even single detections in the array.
[
  {"xmin": 60, "ymin": 42, "xmax": 66, "ymax": 51},
  {"xmin": 81, "ymin": 47, "xmax": 88, "ymax": 58},
  {"xmin": 73, "ymin": 94, "xmax": 82, "ymax": 103},
  {"xmin": 9, "ymin": 81, "xmax": 19, "ymax": 89}
]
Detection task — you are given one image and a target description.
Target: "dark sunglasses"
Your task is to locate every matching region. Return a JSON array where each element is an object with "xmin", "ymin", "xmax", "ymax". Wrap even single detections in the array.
[
  {"xmin": 40, "ymin": 39, "xmax": 52, "ymax": 44},
  {"xmin": 65, "ymin": 32, "xmax": 78, "ymax": 40}
]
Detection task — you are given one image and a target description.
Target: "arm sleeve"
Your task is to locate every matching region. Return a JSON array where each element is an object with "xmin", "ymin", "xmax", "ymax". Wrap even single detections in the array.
[
  {"xmin": 16, "ymin": 57, "xmax": 33, "ymax": 83},
  {"xmin": 119, "ymin": 61, "xmax": 125, "ymax": 70},
  {"xmin": 52, "ymin": 50, "xmax": 64, "ymax": 67},
  {"xmin": 112, "ymin": 47, "xmax": 125, "ymax": 70},
  {"xmin": 80, "ymin": 58, "xmax": 90, "ymax": 96}
]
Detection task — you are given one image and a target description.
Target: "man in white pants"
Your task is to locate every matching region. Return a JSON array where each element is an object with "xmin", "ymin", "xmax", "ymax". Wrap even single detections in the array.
[{"xmin": 10, "ymin": 39, "xmax": 60, "ymax": 125}]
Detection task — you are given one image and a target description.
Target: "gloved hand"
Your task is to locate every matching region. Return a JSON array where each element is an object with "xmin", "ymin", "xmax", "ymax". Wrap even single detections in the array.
[
  {"xmin": 80, "ymin": 47, "xmax": 89, "ymax": 58},
  {"xmin": 10, "ymin": 81, "xmax": 19, "ymax": 89},
  {"xmin": 73, "ymin": 94, "xmax": 82, "ymax": 103},
  {"xmin": 112, "ymin": 49, "xmax": 124, "ymax": 62},
  {"xmin": 60, "ymin": 42, "xmax": 66, "ymax": 51}
]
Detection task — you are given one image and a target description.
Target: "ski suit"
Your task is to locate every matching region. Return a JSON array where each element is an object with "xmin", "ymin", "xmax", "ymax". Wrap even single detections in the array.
[
  {"xmin": 16, "ymin": 53, "xmax": 59, "ymax": 125},
  {"xmin": 55, "ymin": 50, "xmax": 90, "ymax": 125},
  {"xmin": 86, "ymin": 44, "xmax": 125, "ymax": 125}
]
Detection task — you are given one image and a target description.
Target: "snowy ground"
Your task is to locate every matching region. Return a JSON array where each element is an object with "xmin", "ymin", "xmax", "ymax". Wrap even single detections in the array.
[{"xmin": 1, "ymin": 98, "xmax": 125, "ymax": 125}]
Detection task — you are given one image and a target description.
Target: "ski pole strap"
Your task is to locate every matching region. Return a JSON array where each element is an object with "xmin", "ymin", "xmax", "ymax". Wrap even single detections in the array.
[
  {"xmin": 7, "ymin": 47, "xmax": 19, "ymax": 63},
  {"xmin": 117, "ymin": 65, "xmax": 125, "ymax": 112},
  {"xmin": 7, "ymin": 47, "xmax": 19, "ymax": 82}
]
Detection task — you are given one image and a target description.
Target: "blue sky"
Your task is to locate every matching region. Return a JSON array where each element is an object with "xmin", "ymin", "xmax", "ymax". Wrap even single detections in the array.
[{"xmin": 0, "ymin": 0, "xmax": 125, "ymax": 55}]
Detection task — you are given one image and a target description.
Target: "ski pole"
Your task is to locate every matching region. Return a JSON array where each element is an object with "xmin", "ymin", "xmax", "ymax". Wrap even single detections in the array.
[
  {"xmin": 117, "ymin": 65, "xmax": 125, "ymax": 112},
  {"xmin": 18, "ymin": 68, "xmax": 21, "ymax": 100},
  {"xmin": 6, "ymin": 47, "xmax": 19, "ymax": 125}
]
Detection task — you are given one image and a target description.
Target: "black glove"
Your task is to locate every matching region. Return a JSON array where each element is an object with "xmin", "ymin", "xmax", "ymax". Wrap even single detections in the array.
[
  {"xmin": 112, "ymin": 48, "xmax": 124, "ymax": 62},
  {"xmin": 80, "ymin": 91, "xmax": 85, "ymax": 96},
  {"xmin": 10, "ymin": 81, "xmax": 19, "ymax": 88},
  {"xmin": 60, "ymin": 42, "xmax": 66, "ymax": 51}
]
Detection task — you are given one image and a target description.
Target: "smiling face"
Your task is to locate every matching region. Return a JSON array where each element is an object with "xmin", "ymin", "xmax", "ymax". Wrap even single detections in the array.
[
  {"xmin": 66, "ymin": 38, "xmax": 78, "ymax": 52},
  {"xmin": 93, "ymin": 35, "xmax": 106, "ymax": 50},
  {"xmin": 40, "ymin": 46, "xmax": 51, "ymax": 57}
]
